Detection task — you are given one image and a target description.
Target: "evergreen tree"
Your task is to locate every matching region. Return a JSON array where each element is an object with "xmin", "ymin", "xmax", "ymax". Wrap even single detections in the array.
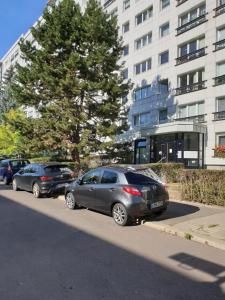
[
  {"xmin": 12, "ymin": 0, "xmax": 131, "ymax": 163},
  {"xmin": 0, "ymin": 67, "xmax": 17, "ymax": 123}
]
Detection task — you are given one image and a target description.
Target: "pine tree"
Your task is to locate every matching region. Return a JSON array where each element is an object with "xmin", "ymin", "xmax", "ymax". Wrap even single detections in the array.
[{"xmin": 12, "ymin": 0, "xmax": 131, "ymax": 162}]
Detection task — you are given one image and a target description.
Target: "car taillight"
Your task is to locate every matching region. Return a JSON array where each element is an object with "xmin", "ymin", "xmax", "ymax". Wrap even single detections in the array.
[
  {"xmin": 123, "ymin": 186, "xmax": 142, "ymax": 197},
  {"xmin": 40, "ymin": 176, "xmax": 53, "ymax": 181}
]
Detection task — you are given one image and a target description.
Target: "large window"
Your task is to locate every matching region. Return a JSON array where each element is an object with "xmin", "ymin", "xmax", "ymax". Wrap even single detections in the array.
[
  {"xmin": 179, "ymin": 36, "xmax": 205, "ymax": 57},
  {"xmin": 82, "ymin": 169, "xmax": 102, "ymax": 185},
  {"xmin": 217, "ymin": 26, "xmax": 225, "ymax": 41},
  {"xmin": 122, "ymin": 21, "xmax": 130, "ymax": 33},
  {"xmin": 122, "ymin": 68, "xmax": 128, "ymax": 80},
  {"xmin": 217, "ymin": 0, "xmax": 225, "ymax": 7},
  {"xmin": 134, "ymin": 85, "xmax": 152, "ymax": 101},
  {"xmin": 179, "ymin": 3, "xmax": 206, "ymax": 27},
  {"xmin": 159, "ymin": 50, "xmax": 169, "ymax": 64},
  {"xmin": 217, "ymin": 97, "xmax": 225, "ymax": 111},
  {"xmin": 123, "ymin": 0, "xmax": 130, "ymax": 11},
  {"xmin": 178, "ymin": 102, "xmax": 204, "ymax": 118},
  {"xmin": 159, "ymin": 109, "xmax": 168, "ymax": 123},
  {"xmin": 135, "ymin": 6, "xmax": 153, "ymax": 26},
  {"xmin": 134, "ymin": 112, "xmax": 151, "ymax": 126},
  {"xmin": 123, "ymin": 45, "xmax": 129, "ymax": 56},
  {"xmin": 160, "ymin": 22, "xmax": 170, "ymax": 37},
  {"xmin": 217, "ymin": 61, "xmax": 225, "ymax": 76},
  {"xmin": 135, "ymin": 58, "xmax": 151, "ymax": 75},
  {"xmin": 161, "ymin": 0, "xmax": 170, "ymax": 10},
  {"xmin": 135, "ymin": 32, "xmax": 152, "ymax": 50},
  {"xmin": 178, "ymin": 69, "xmax": 205, "ymax": 86}
]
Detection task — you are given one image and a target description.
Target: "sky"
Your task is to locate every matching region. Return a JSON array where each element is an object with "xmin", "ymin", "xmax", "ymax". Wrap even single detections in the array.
[{"xmin": 0, "ymin": 0, "xmax": 47, "ymax": 59}]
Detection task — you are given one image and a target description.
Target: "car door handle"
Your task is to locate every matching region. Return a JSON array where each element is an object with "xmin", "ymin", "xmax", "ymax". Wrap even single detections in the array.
[
  {"xmin": 89, "ymin": 187, "xmax": 95, "ymax": 191},
  {"xmin": 109, "ymin": 188, "xmax": 116, "ymax": 192}
]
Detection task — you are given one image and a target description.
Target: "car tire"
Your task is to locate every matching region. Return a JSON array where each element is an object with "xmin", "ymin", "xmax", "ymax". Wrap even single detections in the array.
[
  {"xmin": 12, "ymin": 178, "xmax": 19, "ymax": 191},
  {"xmin": 33, "ymin": 183, "xmax": 41, "ymax": 198},
  {"xmin": 65, "ymin": 192, "xmax": 77, "ymax": 210},
  {"xmin": 3, "ymin": 176, "xmax": 9, "ymax": 185},
  {"xmin": 112, "ymin": 203, "xmax": 131, "ymax": 226}
]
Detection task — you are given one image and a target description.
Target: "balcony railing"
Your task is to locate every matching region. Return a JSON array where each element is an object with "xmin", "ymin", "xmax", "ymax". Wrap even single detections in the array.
[
  {"xmin": 214, "ymin": 74, "xmax": 225, "ymax": 86},
  {"xmin": 214, "ymin": 39, "xmax": 225, "ymax": 51},
  {"xmin": 176, "ymin": 47, "xmax": 206, "ymax": 65},
  {"xmin": 104, "ymin": 0, "xmax": 115, "ymax": 8},
  {"xmin": 176, "ymin": 14, "xmax": 207, "ymax": 36},
  {"xmin": 175, "ymin": 81, "xmax": 206, "ymax": 95},
  {"xmin": 176, "ymin": 0, "xmax": 188, "ymax": 6},
  {"xmin": 213, "ymin": 111, "xmax": 225, "ymax": 121},
  {"xmin": 214, "ymin": 3, "xmax": 225, "ymax": 17},
  {"xmin": 175, "ymin": 114, "xmax": 206, "ymax": 123}
]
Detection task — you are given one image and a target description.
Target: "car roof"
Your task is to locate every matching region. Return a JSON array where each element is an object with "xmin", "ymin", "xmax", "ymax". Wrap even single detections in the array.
[
  {"xmin": 32, "ymin": 162, "xmax": 68, "ymax": 167},
  {"xmin": 95, "ymin": 166, "xmax": 137, "ymax": 174}
]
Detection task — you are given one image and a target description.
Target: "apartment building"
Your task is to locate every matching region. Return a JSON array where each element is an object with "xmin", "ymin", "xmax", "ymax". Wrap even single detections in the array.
[
  {"xmin": 99, "ymin": 0, "xmax": 225, "ymax": 169},
  {"xmin": 1, "ymin": 0, "xmax": 225, "ymax": 168}
]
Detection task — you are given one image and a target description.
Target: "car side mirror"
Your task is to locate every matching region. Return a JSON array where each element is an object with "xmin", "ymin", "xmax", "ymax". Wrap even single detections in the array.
[
  {"xmin": 19, "ymin": 168, "xmax": 24, "ymax": 174},
  {"xmin": 76, "ymin": 178, "xmax": 82, "ymax": 185}
]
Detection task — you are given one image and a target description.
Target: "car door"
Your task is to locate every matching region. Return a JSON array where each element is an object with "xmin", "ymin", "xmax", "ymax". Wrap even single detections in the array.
[
  {"xmin": 74, "ymin": 169, "xmax": 102, "ymax": 209},
  {"xmin": 93, "ymin": 170, "xmax": 119, "ymax": 213},
  {"xmin": 23, "ymin": 165, "xmax": 40, "ymax": 191},
  {"xmin": 15, "ymin": 165, "xmax": 31, "ymax": 190}
]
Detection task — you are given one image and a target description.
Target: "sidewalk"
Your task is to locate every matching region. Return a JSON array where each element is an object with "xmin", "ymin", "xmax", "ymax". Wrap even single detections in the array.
[{"xmin": 144, "ymin": 199, "xmax": 225, "ymax": 251}]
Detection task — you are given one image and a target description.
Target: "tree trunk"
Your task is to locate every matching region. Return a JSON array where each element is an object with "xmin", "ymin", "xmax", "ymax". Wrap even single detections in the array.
[{"xmin": 71, "ymin": 147, "xmax": 80, "ymax": 165}]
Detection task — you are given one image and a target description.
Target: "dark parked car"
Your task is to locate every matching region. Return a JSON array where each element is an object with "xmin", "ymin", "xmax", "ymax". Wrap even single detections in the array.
[
  {"xmin": 0, "ymin": 159, "xmax": 30, "ymax": 184},
  {"xmin": 12, "ymin": 163, "xmax": 75, "ymax": 198},
  {"xmin": 65, "ymin": 167, "xmax": 169, "ymax": 226}
]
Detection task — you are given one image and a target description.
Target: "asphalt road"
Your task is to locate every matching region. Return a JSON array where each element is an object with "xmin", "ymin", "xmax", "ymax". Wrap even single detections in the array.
[{"xmin": 0, "ymin": 184, "xmax": 225, "ymax": 300}]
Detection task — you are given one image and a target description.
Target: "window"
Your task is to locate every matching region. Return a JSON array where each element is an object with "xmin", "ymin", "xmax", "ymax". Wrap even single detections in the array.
[
  {"xmin": 179, "ymin": 3, "xmax": 206, "ymax": 26},
  {"xmin": 160, "ymin": 22, "xmax": 170, "ymax": 37},
  {"xmin": 178, "ymin": 102, "xmax": 204, "ymax": 118},
  {"xmin": 101, "ymin": 171, "xmax": 118, "ymax": 184},
  {"xmin": 179, "ymin": 37, "xmax": 205, "ymax": 57},
  {"xmin": 217, "ymin": 26, "xmax": 225, "ymax": 41},
  {"xmin": 135, "ymin": 58, "xmax": 151, "ymax": 75},
  {"xmin": 159, "ymin": 109, "xmax": 168, "ymax": 122},
  {"xmin": 217, "ymin": 61, "xmax": 225, "ymax": 76},
  {"xmin": 135, "ymin": 6, "xmax": 153, "ymax": 26},
  {"xmin": 217, "ymin": 97, "xmax": 225, "ymax": 112},
  {"xmin": 159, "ymin": 51, "xmax": 169, "ymax": 64},
  {"xmin": 134, "ymin": 112, "xmax": 151, "ymax": 126},
  {"xmin": 135, "ymin": 32, "xmax": 152, "ymax": 50},
  {"xmin": 82, "ymin": 169, "xmax": 101, "ymax": 185},
  {"xmin": 123, "ymin": 0, "xmax": 130, "ymax": 11},
  {"xmin": 218, "ymin": 135, "xmax": 225, "ymax": 145},
  {"xmin": 109, "ymin": 7, "xmax": 118, "ymax": 18},
  {"xmin": 122, "ymin": 21, "xmax": 130, "ymax": 33},
  {"xmin": 178, "ymin": 69, "xmax": 205, "ymax": 86},
  {"xmin": 123, "ymin": 68, "xmax": 128, "ymax": 79},
  {"xmin": 125, "ymin": 172, "xmax": 154, "ymax": 184},
  {"xmin": 217, "ymin": 0, "xmax": 225, "ymax": 7},
  {"xmin": 161, "ymin": 0, "xmax": 170, "ymax": 10},
  {"xmin": 134, "ymin": 85, "xmax": 152, "ymax": 101},
  {"xmin": 123, "ymin": 45, "xmax": 129, "ymax": 56}
]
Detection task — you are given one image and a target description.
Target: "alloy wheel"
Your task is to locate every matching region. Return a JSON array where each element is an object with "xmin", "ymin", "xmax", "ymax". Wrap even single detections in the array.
[
  {"xmin": 112, "ymin": 203, "xmax": 128, "ymax": 226},
  {"xmin": 12, "ymin": 179, "xmax": 18, "ymax": 191},
  {"xmin": 66, "ymin": 192, "xmax": 76, "ymax": 209},
  {"xmin": 33, "ymin": 183, "xmax": 40, "ymax": 198}
]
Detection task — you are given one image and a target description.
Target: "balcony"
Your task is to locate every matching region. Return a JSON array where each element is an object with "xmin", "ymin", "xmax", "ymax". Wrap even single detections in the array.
[
  {"xmin": 214, "ymin": 3, "xmax": 225, "ymax": 17},
  {"xmin": 175, "ymin": 81, "xmax": 206, "ymax": 95},
  {"xmin": 175, "ymin": 114, "xmax": 206, "ymax": 123},
  {"xmin": 176, "ymin": 0, "xmax": 188, "ymax": 6},
  {"xmin": 214, "ymin": 39, "xmax": 225, "ymax": 52},
  {"xmin": 176, "ymin": 47, "xmax": 206, "ymax": 65},
  {"xmin": 213, "ymin": 111, "xmax": 225, "ymax": 121},
  {"xmin": 214, "ymin": 74, "xmax": 225, "ymax": 86},
  {"xmin": 104, "ymin": 0, "xmax": 115, "ymax": 9},
  {"xmin": 176, "ymin": 14, "xmax": 207, "ymax": 36}
]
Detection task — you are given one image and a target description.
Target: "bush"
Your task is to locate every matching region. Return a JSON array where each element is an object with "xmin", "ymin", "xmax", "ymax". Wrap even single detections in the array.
[{"xmin": 180, "ymin": 169, "xmax": 225, "ymax": 206}]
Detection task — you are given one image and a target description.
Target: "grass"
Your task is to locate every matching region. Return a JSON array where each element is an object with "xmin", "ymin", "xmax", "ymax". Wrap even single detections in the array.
[{"xmin": 184, "ymin": 232, "xmax": 193, "ymax": 240}]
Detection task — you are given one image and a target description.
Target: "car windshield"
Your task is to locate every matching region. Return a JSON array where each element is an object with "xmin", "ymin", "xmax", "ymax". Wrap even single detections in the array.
[
  {"xmin": 125, "ymin": 172, "xmax": 156, "ymax": 185},
  {"xmin": 44, "ymin": 165, "xmax": 71, "ymax": 173},
  {"xmin": 10, "ymin": 160, "xmax": 29, "ymax": 168}
]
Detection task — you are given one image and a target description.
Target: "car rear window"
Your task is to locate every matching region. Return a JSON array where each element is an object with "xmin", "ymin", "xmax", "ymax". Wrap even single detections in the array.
[
  {"xmin": 10, "ymin": 160, "xmax": 29, "ymax": 168},
  {"xmin": 44, "ymin": 165, "xmax": 71, "ymax": 173},
  {"xmin": 125, "ymin": 172, "xmax": 155, "ymax": 185}
]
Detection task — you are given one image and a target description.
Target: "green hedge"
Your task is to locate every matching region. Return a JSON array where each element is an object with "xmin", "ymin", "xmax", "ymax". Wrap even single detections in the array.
[{"xmin": 180, "ymin": 169, "xmax": 225, "ymax": 206}]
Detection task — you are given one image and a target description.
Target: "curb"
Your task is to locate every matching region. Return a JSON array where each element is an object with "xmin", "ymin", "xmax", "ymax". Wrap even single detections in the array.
[{"xmin": 143, "ymin": 222, "xmax": 225, "ymax": 251}]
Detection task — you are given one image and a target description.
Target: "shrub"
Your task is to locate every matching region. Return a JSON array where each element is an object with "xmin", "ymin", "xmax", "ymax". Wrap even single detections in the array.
[{"xmin": 180, "ymin": 169, "xmax": 225, "ymax": 206}]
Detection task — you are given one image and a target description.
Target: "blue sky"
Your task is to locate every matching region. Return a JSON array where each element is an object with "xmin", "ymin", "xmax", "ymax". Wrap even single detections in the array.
[{"xmin": 0, "ymin": 0, "xmax": 47, "ymax": 59}]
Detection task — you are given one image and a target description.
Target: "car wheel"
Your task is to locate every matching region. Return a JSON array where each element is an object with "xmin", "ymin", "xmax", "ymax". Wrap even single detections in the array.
[
  {"xmin": 65, "ymin": 192, "xmax": 77, "ymax": 210},
  {"xmin": 12, "ymin": 178, "xmax": 19, "ymax": 191},
  {"xmin": 3, "ymin": 177, "xmax": 9, "ymax": 185},
  {"xmin": 112, "ymin": 203, "xmax": 130, "ymax": 226},
  {"xmin": 33, "ymin": 183, "xmax": 41, "ymax": 198}
]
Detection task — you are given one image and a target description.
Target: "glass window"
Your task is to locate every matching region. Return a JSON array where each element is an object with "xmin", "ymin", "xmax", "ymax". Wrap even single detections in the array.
[
  {"xmin": 184, "ymin": 133, "xmax": 199, "ymax": 151},
  {"xmin": 82, "ymin": 169, "xmax": 101, "ymax": 185},
  {"xmin": 134, "ymin": 115, "xmax": 140, "ymax": 125},
  {"xmin": 123, "ymin": 68, "xmax": 128, "ymax": 79},
  {"xmin": 101, "ymin": 171, "xmax": 118, "ymax": 184},
  {"xmin": 188, "ymin": 104, "xmax": 196, "ymax": 116},
  {"xmin": 159, "ymin": 51, "xmax": 169, "ymax": 64},
  {"xmin": 180, "ymin": 44, "xmax": 188, "ymax": 56},
  {"xmin": 189, "ymin": 40, "xmax": 197, "ymax": 52},
  {"xmin": 217, "ymin": 27, "xmax": 225, "ymax": 41},
  {"xmin": 179, "ymin": 106, "xmax": 187, "ymax": 118},
  {"xmin": 190, "ymin": 8, "xmax": 198, "ymax": 21},
  {"xmin": 198, "ymin": 102, "xmax": 204, "ymax": 115},
  {"xmin": 135, "ymin": 64, "xmax": 141, "ymax": 75},
  {"xmin": 217, "ymin": 62, "xmax": 225, "ymax": 76},
  {"xmin": 123, "ymin": 45, "xmax": 129, "ymax": 56},
  {"xmin": 123, "ymin": 0, "xmax": 130, "ymax": 11},
  {"xmin": 217, "ymin": 97, "xmax": 225, "ymax": 111},
  {"xmin": 160, "ymin": 22, "xmax": 169, "ymax": 37},
  {"xmin": 180, "ymin": 13, "xmax": 189, "ymax": 26},
  {"xmin": 161, "ymin": 0, "xmax": 170, "ymax": 9},
  {"xmin": 135, "ymin": 32, "xmax": 152, "ymax": 50},
  {"xmin": 123, "ymin": 22, "xmax": 129, "ymax": 33},
  {"xmin": 219, "ymin": 135, "xmax": 225, "ymax": 145},
  {"xmin": 10, "ymin": 160, "xmax": 29, "ymax": 168},
  {"xmin": 125, "ymin": 172, "xmax": 154, "ymax": 184},
  {"xmin": 159, "ymin": 109, "xmax": 168, "ymax": 122},
  {"xmin": 135, "ymin": 7, "xmax": 153, "ymax": 26}
]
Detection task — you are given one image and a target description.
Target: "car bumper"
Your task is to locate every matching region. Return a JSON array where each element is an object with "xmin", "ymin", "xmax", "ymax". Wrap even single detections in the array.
[
  {"xmin": 39, "ymin": 180, "xmax": 73, "ymax": 195},
  {"xmin": 126, "ymin": 199, "xmax": 169, "ymax": 217}
]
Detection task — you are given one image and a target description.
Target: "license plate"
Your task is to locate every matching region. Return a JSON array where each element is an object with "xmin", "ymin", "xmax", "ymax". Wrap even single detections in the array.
[
  {"xmin": 57, "ymin": 183, "xmax": 69, "ymax": 188},
  {"xmin": 151, "ymin": 201, "xmax": 164, "ymax": 209}
]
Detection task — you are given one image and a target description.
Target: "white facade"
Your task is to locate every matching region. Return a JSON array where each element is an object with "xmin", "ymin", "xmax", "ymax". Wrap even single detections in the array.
[{"xmin": 1, "ymin": 0, "xmax": 225, "ymax": 167}]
